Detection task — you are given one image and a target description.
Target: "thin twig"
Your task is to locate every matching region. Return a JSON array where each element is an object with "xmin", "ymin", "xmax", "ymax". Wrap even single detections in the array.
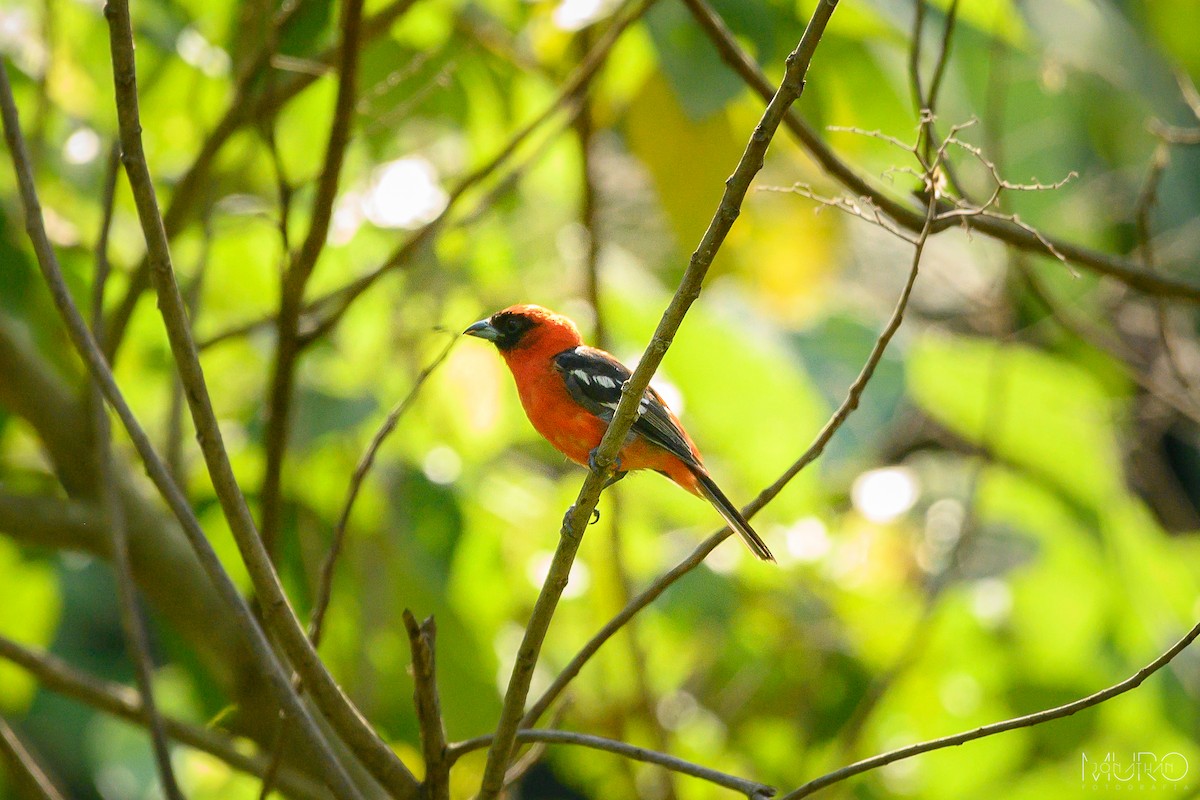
[
  {"xmin": 907, "ymin": 0, "xmax": 926, "ymax": 118},
  {"xmin": 574, "ymin": 35, "xmax": 679, "ymax": 800},
  {"xmin": 1133, "ymin": 144, "xmax": 1192, "ymax": 390},
  {"xmin": 165, "ymin": 228, "xmax": 211, "ymax": 485},
  {"xmin": 196, "ymin": 110, "xmax": 580, "ymax": 352},
  {"xmin": 0, "ymin": 716, "xmax": 66, "ymax": 800},
  {"xmin": 259, "ymin": 0, "xmax": 365, "ymax": 557},
  {"xmin": 403, "ymin": 611, "xmax": 450, "ymax": 800},
  {"xmin": 524, "ymin": 163, "xmax": 935, "ymax": 731},
  {"xmin": 0, "ymin": 54, "xmax": 366, "ymax": 800},
  {"xmin": 101, "ymin": 0, "xmax": 422, "ymax": 362},
  {"xmin": 680, "ymin": 0, "xmax": 1200, "ymax": 302},
  {"xmin": 455, "ymin": 729, "xmax": 775, "ymax": 798},
  {"xmin": 259, "ymin": 335, "xmax": 456, "ymax": 800},
  {"xmin": 782, "ymin": 619, "xmax": 1200, "ymax": 798},
  {"xmin": 0, "ymin": 636, "xmax": 326, "ymax": 800},
  {"xmin": 1149, "ymin": 120, "xmax": 1200, "ymax": 145},
  {"xmin": 924, "ymin": 0, "xmax": 959, "ymax": 122},
  {"xmin": 309, "ymin": 335, "xmax": 459, "ymax": 646},
  {"xmin": 100, "ymin": 1, "xmax": 419, "ymax": 793},
  {"xmin": 294, "ymin": 0, "xmax": 659, "ymax": 350},
  {"xmin": 89, "ymin": 135, "xmax": 182, "ymax": 800},
  {"xmin": 477, "ymin": 4, "xmax": 841, "ymax": 796},
  {"xmin": 1016, "ymin": 261, "xmax": 1200, "ymax": 425}
]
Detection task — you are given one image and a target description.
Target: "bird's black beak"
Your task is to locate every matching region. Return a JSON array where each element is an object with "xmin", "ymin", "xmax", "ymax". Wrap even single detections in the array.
[{"xmin": 464, "ymin": 318, "xmax": 499, "ymax": 341}]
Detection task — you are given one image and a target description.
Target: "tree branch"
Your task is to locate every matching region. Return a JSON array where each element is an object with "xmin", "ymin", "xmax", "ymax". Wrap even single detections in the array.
[
  {"xmin": 0, "ymin": 636, "xmax": 327, "ymax": 800},
  {"xmin": 403, "ymin": 611, "xmax": 450, "ymax": 800},
  {"xmin": 0, "ymin": 53, "xmax": 364, "ymax": 800},
  {"xmin": 0, "ymin": 716, "xmax": 66, "ymax": 800},
  {"xmin": 680, "ymin": 0, "xmax": 1200, "ymax": 302},
  {"xmin": 781, "ymin": 619, "xmax": 1200, "ymax": 798},
  {"xmin": 453, "ymin": 729, "xmax": 774, "ymax": 798},
  {"xmin": 99, "ymin": 1, "xmax": 420, "ymax": 794},
  {"xmin": 309, "ymin": 335, "xmax": 458, "ymax": 647},
  {"xmin": 477, "ymin": 3, "xmax": 841, "ymax": 796},
  {"xmin": 89, "ymin": 138, "xmax": 182, "ymax": 800},
  {"xmin": 523, "ymin": 149, "xmax": 935, "ymax": 731},
  {"xmin": 259, "ymin": 0, "xmax": 365, "ymax": 556}
]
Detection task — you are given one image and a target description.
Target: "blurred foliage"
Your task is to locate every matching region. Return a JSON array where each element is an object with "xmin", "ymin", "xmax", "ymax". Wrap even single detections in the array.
[{"xmin": 1, "ymin": 0, "xmax": 1200, "ymax": 798}]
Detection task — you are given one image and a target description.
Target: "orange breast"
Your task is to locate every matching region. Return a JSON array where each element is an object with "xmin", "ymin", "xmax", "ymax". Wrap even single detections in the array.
[
  {"xmin": 499, "ymin": 344, "xmax": 706, "ymax": 497},
  {"xmin": 505, "ymin": 354, "xmax": 608, "ymax": 466}
]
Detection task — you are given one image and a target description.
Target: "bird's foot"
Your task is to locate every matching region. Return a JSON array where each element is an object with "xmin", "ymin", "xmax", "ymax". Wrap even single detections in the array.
[
  {"xmin": 562, "ymin": 504, "xmax": 602, "ymax": 534},
  {"xmin": 588, "ymin": 447, "xmax": 622, "ymax": 476}
]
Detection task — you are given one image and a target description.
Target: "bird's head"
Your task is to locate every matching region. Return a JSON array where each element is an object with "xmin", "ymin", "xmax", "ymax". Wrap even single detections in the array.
[{"xmin": 463, "ymin": 304, "xmax": 582, "ymax": 353}]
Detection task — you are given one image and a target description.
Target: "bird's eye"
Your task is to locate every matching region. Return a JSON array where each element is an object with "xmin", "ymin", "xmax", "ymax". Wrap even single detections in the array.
[{"xmin": 496, "ymin": 316, "xmax": 519, "ymax": 333}]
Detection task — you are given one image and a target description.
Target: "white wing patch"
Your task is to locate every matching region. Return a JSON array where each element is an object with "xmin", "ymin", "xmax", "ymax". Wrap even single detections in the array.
[
  {"xmin": 571, "ymin": 369, "xmax": 592, "ymax": 384},
  {"xmin": 593, "ymin": 375, "xmax": 617, "ymax": 389},
  {"xmin": 597, "ymin": 396, "xmax": 650, "ymax": 419}
]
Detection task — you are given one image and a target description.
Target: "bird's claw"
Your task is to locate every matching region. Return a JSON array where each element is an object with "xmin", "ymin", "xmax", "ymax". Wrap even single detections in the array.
[
  {"xmin": 587, "ymin": 447, "xmax": 622, "ymax": 475},
  {"xmin": 562, "ymin": 505, "xmax": 601, "ymax": 533}
]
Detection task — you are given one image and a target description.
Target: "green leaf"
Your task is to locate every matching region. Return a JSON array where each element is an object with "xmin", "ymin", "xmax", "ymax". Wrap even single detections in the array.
[{"xmin": 907, "ymin": 334, "xmax": 1127, "ymax": 512}]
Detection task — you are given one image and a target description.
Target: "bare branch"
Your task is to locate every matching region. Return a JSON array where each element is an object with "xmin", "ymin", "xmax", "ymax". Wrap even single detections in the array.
[
  {"xmin": 454, "ymin": 729, "xmax": 774, "ymax": 798},
  {"xmin": 925, "ymin": 0, "xmax": 959, "ymax": 119},
  {"xmin": 403, "ymin": 611, "xmax": 449, "ymax": 800},
  {"xmin": 99, "ymin": 0, "xmax": 419, "ymax": 792},
  {"xmin": 782, "ymin": 620, "xmax": 1200, "ymax": 798},
  {"xmin": 259, "ymin": 0, "xmax": 366, "ymax": 556},
  {"xmin": 0, "ymin": 716, "xmax": 66, "ymax": 800},
  {"xmin": 1017, "ymin": 261, "xmax": 1200, "ymax": 425},
  {"xmin": 573, "ymin": 36, "xmax": 679, "ymax": 799},
  {"xmin": 681, "ymin": 0, "xmax": 1200, "ymax": 302},
  {"xmin": 1133, "ymin": 144, "xmax": 1193, "ymax": 391},
  {"xmin": 309, "ymin": 335, "xmax": 458, "ymax": 647},
  {"xmin": 0, "ymin": 636, "xmax": 327, "ymax": 800},
  {"xmin": 525, "ymin": 163, "xmax": 936, "ymax": 732},
  {"xmin": 907, "ymin": 0, "xmax": 926, "ymax": 117},
  {"xmin": 1147, "ymin": 71, "xmax": 1200, "ymax": 142},
  {"xmin": 89, "ymin": 133, "xmax": 182, "ymax": 800},
  {"xmin": 478, "ymin": 4, "xmax": 841, "ymax": 796},
  {"xmin": 0, "ymin": 54, "xmax": 364, "ymax": 800}
]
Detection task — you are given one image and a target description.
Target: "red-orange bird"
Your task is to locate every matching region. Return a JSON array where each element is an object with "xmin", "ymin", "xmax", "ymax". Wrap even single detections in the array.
[{"xmin": 465, "ymin": 304, "xmax": 774, "ymax": 562}]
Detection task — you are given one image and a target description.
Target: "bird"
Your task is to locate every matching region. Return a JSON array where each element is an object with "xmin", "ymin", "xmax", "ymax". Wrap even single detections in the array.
[{"xmin": 464, "ymin": 304, "xmax": 775, "ymax": 562}]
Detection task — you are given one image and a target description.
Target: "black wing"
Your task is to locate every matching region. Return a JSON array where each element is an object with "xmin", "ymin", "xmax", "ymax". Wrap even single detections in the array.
[{"xmin": 553, "ymin": 346, "xmax": 699, "ymax": 468}]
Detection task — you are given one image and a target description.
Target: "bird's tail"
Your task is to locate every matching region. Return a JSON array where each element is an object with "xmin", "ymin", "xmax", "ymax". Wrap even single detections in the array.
[{"xmin": 690, "ymin": 468, "xmax": 775, "ymax": 562}]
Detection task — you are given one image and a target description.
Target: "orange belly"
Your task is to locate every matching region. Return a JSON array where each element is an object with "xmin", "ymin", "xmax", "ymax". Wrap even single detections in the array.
[{"xmin": 507, "ymin": 360, "xmax": 703, "ymax": 497}]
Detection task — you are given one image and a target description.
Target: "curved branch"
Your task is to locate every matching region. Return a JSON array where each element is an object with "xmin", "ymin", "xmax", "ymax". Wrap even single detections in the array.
[
  {"xmin": 259, "ymin": 0, "xmax": 365, "ymax": 554},
  {"xmin": 99, "ymin": 1, "xmax": 418, "ymax": 794},
  {"xmin": 523, "ymin": 154, "xmax": 934, "ymax": 730},
  {"xmin": 0, "ymin": 56, "xmax": 363, "ymax": 800},
  {"xmin": 309, "ymin": 335, "xmax": 458, "ymax": 646},
  {"xmin": 477, "ymin": 2, "xmax": 841, "ymax": 796},
  {"xmin": 681, "ymin": 0, "xmax": 1200, "ymax": 303},
  {"xmin": 782, "ymin": 619, "xmax": 1200, "ymax": 798},
  {"xmin": 0, "ymin": 636, "xmax": 327, "ymax": 800},
  {"xmin": 0, "ymin": 716, "xmax": 65, "ymax": 800},
  {"xmin": 452, "ymin": 729, "xmax": 774, "ymax": 798}
]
